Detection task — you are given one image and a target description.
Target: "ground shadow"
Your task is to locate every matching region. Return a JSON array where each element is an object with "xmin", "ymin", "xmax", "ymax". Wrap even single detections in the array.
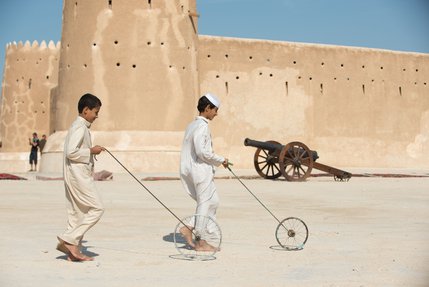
[
  {"xmin": 269, "ymin": 245, "xmax": 304, "ymax": 251},
  {"xmin": 162, "ymin": 232, "xmax": 187, "ymax": 244}
]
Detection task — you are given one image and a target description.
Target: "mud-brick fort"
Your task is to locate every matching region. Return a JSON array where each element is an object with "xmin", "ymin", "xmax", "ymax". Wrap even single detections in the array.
[{"xmin": 1, "ymin": 0, "xmax": 428, "ymax": 173}]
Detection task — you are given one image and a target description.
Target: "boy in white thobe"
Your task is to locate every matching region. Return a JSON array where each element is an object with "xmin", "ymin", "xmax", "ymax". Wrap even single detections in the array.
[
  {"xmin": 180, "ymin": 93, "xmax": 229, "ymax": 251},
  {"xmin": 57, "ymin": 93, "xmax": 105, "ymax": 262}
]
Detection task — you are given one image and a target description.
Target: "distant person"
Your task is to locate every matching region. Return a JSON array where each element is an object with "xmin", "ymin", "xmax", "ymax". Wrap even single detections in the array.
[
  {"xmin": 39, "ymin": 134, "xmax": 47, "ymax": 155},
  {"xmin": 179, "ymin": 93, "xmax": 229, "ymax": 251},
  {"xmin": 56, "ymin": 93, "xmax": 105, "ymax": 262},
  {"xmin": 28, "ymin": 132, "xmax": 39, "ymax": 171}
]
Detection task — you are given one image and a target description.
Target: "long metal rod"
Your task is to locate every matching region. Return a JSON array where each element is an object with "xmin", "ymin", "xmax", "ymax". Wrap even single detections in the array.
[
  {"xmin": 105, "ymin": 149, "xmax": 196, "ymax": 236},
  {"xmin": 227, "ymin": 166, "xmax": 282, "ymax": 225}
]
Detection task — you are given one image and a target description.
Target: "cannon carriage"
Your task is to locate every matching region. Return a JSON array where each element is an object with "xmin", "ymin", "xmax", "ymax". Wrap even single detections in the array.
[{"xmin": 244, "ymin": 138, "xmax": 351, "ymax": 182}]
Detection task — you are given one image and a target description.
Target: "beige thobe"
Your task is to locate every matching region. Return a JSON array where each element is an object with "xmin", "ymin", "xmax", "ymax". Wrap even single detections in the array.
[{"xmin": 58, "ymin": 116, "xmax": 104, "ymax": 246}]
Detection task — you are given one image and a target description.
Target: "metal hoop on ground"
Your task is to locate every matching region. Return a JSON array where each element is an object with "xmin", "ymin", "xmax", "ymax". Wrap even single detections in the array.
[
  {"xmin": 174, "ymin": 214, "xmax": 222, "ymax": 261},
  {"xmin": 275, "ymin": 217, "xmax": 308, "ymax": 250},
  {"xmin": 227, "ymin": 166, "xmax": 309, "ymax": 250}
]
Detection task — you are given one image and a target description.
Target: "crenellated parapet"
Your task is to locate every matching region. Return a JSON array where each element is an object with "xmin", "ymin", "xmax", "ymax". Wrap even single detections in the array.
[
  {"xmin": 0, "ymin": 40, "xmax": 60, "ymax": 152},
  {"xmin": 6, "ymin": 40, "xmax": 60, "ymax": 51}
]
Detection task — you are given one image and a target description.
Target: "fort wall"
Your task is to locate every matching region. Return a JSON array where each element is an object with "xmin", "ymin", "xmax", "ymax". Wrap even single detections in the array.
[
  {"xmin": 0, "ymin": 41, "xmax": 59, "ymax": 152},
  {"xmin": 198, "ymin": 36, "xmax": 429, "ymax": 168}
]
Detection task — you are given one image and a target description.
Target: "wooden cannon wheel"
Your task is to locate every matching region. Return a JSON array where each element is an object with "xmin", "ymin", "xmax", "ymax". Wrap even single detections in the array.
[
  {"xmin": 279, "ymin": 141, "xmax": 313, "ymax": 181},
  {"xmin": 253, "ymin": 140, "xmax": 282, "ymax": 179}
]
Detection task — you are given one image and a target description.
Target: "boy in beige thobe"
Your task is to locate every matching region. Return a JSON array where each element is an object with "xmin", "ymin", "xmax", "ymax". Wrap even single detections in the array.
[{"xmin": 57, "ymin": 93, "xmax": 105, "ymax": 262}]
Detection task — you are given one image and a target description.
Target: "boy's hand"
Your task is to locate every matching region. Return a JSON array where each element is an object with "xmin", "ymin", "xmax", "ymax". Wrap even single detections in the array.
[
  {"xmin": 90, "ymin": 145, "xmax": 105, "ymax": 155},
  {"xmin": 222, "ymin": 159, "xmax": 230, "ymax": 168}
]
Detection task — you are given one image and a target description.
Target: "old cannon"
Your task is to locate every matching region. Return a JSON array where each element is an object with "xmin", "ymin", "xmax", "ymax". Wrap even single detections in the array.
[{"xmin": 244, "ymin": 138, "xmax": 352, "ymax": 181}]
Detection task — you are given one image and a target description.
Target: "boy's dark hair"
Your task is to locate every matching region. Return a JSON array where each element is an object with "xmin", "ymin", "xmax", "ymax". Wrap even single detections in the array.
[
  {"xmin": 197, "ymin": 96, "xmax": 216, "ymax": 112},
  {"xmin": 78, "ymin": 93, "xmax": 102, "ymax": 113}
]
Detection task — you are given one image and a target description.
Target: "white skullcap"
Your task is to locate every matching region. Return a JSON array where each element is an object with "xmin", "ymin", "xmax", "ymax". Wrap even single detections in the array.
[{"xmin": 204, "ymin": 93, "xmax": 221, "ymax": 108}]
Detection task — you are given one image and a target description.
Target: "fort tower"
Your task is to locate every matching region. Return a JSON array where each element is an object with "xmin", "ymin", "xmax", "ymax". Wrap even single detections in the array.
[
  {"xmin": 54, "ymin": 0, "xmax": 199, "ymax": 131},
  {"xmin": 41, "ymin": 0, "xmax": 200, "ymax": 172},
  {"xmin": 0, "ymin": 41, "xmax": 59, "ymax": 152}
]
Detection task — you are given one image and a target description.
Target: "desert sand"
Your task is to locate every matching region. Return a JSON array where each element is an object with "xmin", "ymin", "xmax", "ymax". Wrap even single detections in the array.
[{"xmin": 0, "ymin": 168, "xmax": 428, "ymax": 287}]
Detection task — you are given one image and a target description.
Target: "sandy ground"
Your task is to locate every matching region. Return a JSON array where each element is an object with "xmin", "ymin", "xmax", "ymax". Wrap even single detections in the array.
[{"xmin": 0, "ymin": 169, "xmax": 428, "ymax": 287}]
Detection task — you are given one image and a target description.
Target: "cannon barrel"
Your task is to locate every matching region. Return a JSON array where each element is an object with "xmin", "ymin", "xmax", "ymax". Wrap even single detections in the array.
[
  {"xmin": 244, "ymin": 138, "xmax": 283, "ymax": 152},
  {"xmin": 245, "ymin": 138, "xmax": 319, "ymax": 161}
]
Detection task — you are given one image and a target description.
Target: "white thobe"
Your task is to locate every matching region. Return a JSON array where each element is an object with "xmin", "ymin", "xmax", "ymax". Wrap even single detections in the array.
[
  {"xmin": 58, "ymin": 116, "xmax": 104, "ymax": 246},
  {"xmin": 180, "ymin": 116, "xmax": 224, "ymax": 230}
]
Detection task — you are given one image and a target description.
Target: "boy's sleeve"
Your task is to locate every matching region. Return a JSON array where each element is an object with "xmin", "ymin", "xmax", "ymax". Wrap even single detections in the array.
[
  {"xmin": 193, "ymin": 125, "xmax": 224, "ymax": 167},
  {"xmin": 65, "ymin": 126, "xmax": 91, "ymax": 163}
]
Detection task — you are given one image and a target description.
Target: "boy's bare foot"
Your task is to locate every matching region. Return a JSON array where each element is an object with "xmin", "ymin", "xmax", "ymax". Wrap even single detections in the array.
[
  {"xmin": 194, "ymin": 239, "xmax": 220, "ymax": 252},
  {"xmin": 56, "ymin": 241, "xmax": 69, "ymax": 254},
  {"xmin": 67, "ymin": 253, "xmax": 94, "ymax": 262},
  {"xmin": 56, "ymin": 237, "xmax": 84, "ymax": 253},
  {"xmin": 64, "ymin": 242, "xmax": 93, "ymax": 261},
  {"xmin": 179, "ymin": 226, "xmax": 195, "ymax": 247}
]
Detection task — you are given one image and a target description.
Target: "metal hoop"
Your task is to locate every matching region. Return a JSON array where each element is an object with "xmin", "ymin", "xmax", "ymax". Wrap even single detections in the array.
[
  {"xmin": 275, "ymin": 217, "xmax": 309, "ymax": 250},
  {"xmin": 173, "ymin": 214, "xmax": 222, "ymax": 260}
]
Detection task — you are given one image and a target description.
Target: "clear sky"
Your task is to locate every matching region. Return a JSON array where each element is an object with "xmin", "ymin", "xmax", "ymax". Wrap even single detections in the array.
[{"xmin": 1, "ymin": 0, "xmax": 429, "ymax": 91}]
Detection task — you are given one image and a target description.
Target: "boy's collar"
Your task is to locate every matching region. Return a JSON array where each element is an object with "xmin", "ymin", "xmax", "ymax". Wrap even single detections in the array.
[
  {"xmin": 78, "ymin": 115, "xmax": 92, "ymax": 128},
  {"xmin": 196, "ymin": 116, "xmax": 209, "ymax": 123}
]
